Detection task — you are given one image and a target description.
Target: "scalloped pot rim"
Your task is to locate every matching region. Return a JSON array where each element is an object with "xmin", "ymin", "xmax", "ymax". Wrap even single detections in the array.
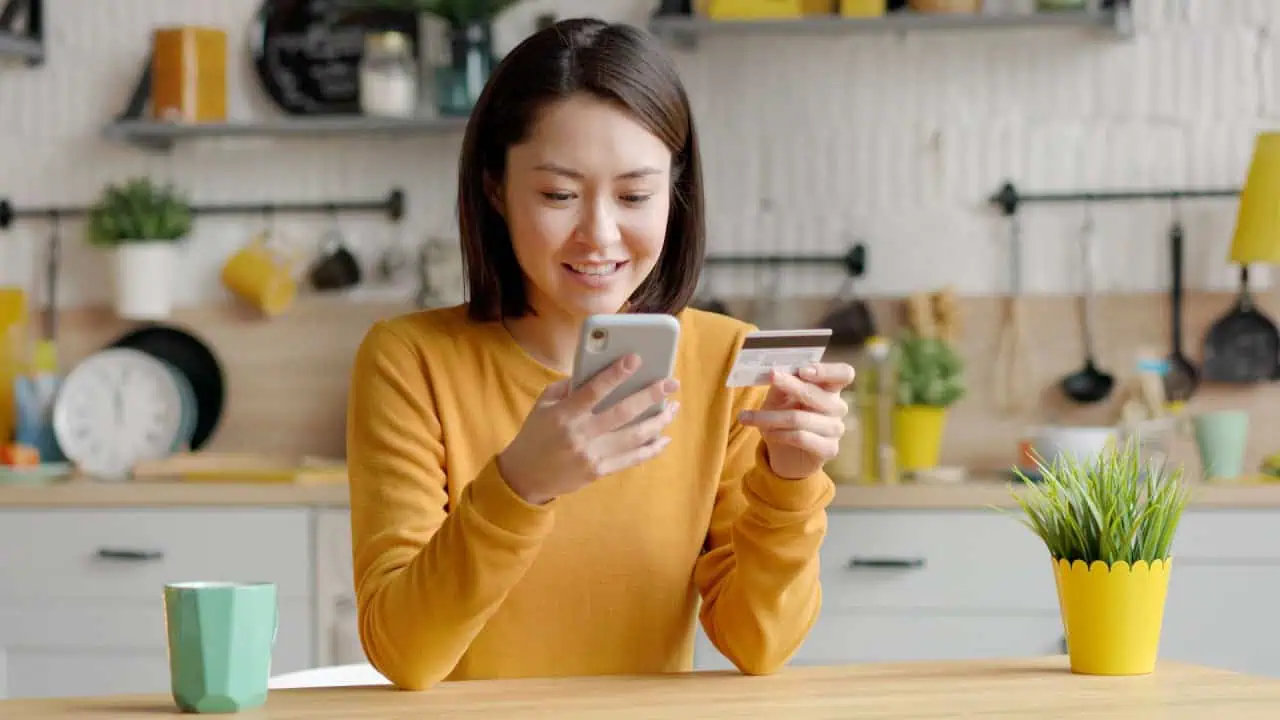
[{"xmin": 1051, "ymin": 557, "xmax": 1174, "ymax": 574}]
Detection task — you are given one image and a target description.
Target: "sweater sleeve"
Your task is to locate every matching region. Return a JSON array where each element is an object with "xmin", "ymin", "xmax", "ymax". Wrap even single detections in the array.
[
  {"xmin": 691, "ymin": 382, "xmax": 836, "ymax": 675},
  {"xmin": 345, "ymin": 321, "xmax": 556, "ymax": 690}
]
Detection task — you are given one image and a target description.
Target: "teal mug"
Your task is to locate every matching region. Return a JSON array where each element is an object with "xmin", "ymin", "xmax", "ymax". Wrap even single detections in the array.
[
  {"xmin": 1192, "ymin": 410, "xmax": 1249, "ymax": 481},
  {"xmin": 163, "ymin": 581, "xmax": 278, "ymax": 714}
]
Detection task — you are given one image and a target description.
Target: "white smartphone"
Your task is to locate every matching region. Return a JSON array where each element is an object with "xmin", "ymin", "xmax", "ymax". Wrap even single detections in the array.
[{"xmin": 570, "ymin": 313, "xmax": 681, "ymax": 424}]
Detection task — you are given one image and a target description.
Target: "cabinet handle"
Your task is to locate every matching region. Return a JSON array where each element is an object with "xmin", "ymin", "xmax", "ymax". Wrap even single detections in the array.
[
  {"xmin": 1059, "ymin": 635, "xmax": 1068, "ymax": 654},
  {"xmin": 95, "ymin": 547, "xmax": 164, "ymax": 561},
  {"xmin": 847, "ymin": 556, "xmax": 925, "ymax": 569}
]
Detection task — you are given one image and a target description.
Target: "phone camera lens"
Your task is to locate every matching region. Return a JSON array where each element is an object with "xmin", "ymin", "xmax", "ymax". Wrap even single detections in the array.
[{"xmin": 591, "ymin": 329, "xmax": 606, "ymax": 341}]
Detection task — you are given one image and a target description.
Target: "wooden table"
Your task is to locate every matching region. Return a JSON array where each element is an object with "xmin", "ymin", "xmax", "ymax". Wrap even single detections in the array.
[{"xmin": 8, "ymin": 657, "xmax": 1280, "ymax": 718}]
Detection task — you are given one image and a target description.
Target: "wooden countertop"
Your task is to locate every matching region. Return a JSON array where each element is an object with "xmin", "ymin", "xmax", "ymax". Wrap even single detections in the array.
[
  {"xmin": 2, "ymin": 473, "xmax": 1280, "ymax": 509},
  {"xmin": 6, "ymin": 657, "xmax": 1280, "ymax": 718}
]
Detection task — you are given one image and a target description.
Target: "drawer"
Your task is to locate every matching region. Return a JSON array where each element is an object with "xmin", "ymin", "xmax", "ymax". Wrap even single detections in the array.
[
  {"xmin": 694, "ymin": 609, "xmax": 1063, "ymax": 670},
  {"xmin": 0, "ymin": 509, "xmax": 312, "ymax": 602},
  {"xmin": 1171, "ymin": 510, "xmax": 1280, "ymax": 562},
  {"xmin": 0, "ymin": 599, "xmax": 313, "ymax": 699},
  {"xmin": 820, "ymin": 510, "xmax": 1059, "ymax": 612}
]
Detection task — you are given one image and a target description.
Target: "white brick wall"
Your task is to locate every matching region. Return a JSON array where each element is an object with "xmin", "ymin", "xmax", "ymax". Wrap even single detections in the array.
[{"xmin": 0, "ymin": 0, "xmax": 1275, "ymax": 309}]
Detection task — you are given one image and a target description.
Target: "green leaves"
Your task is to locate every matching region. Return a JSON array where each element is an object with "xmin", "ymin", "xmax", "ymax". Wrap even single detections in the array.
[
  {"xmin": 335, "ymin": 0, "xmax": 522, "ymax": 26},
  {"xmin": 1009, "ymin": 437, "xmax": 1191, "ymax": 565},
  {"xmin": 86, "ymin": 178, "xmax": 193, "ymax": 247},
  {"xmin": 893, "ymin": 333, "xmax": 966, "ymax": 407}
]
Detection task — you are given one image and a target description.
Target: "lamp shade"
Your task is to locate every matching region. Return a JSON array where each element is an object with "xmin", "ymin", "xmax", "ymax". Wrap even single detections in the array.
[{"xmin": 1230, "ymin": 132, "xmax": 1280, "ymax": 264}]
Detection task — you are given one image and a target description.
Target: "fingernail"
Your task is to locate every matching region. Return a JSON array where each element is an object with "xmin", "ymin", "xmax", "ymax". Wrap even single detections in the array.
[
  {"xmin": 622, "ymin": 354, "xmax": 640, "ymax": 371},
  {"xmin": 663, "ymin": 378, "xmax": 680, "ymax": 392},
  {"xmin": 801, "ymin": 366, "xmax": 817, "ymax": 379},
  {"xmin": 739, "ymin": 410, "xmax": 753, "ymax": 421}
]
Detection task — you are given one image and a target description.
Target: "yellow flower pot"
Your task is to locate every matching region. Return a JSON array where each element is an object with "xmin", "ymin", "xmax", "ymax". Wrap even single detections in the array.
[
  {"xmin": 1052, "ymin": 557, "xmax": 1173, "ymax": 676},
  {"xmin": 891, "ymin": 405, "xmax": 947, "ymax": 471}
]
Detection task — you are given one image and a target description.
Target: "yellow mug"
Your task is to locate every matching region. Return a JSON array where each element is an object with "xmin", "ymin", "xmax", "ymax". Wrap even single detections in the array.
[{"xmin": 221, "ymin": 233, "xmax": 298, "ymax": 316}]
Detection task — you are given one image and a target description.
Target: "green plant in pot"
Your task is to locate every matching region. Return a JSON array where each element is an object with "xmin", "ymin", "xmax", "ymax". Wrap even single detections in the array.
[
  {"xmin": 890, "ymin": 332, "xmax": 965, "ymax": 471},
  {"xmin": 341, "ymin": 0, "xmax": 524, "ymax": 115},
  {"xmin": 86, "ymin": 178, "xmax": 193, "ymax": 321},
  {"xmin": 1009, "ymin": 438, "xmax": 1191, "ymax": 675}
]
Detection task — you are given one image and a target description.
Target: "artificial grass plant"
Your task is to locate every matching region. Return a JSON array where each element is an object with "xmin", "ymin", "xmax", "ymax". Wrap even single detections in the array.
[{"xmin": 1010, "ymin": 438, "xmax": 1191, "ymax": 565}]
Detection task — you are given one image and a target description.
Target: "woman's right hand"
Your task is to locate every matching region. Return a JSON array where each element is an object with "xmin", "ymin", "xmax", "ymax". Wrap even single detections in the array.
[{"xmin": 498, "ymin": 353, "xmax": 680, "ymax": 506}]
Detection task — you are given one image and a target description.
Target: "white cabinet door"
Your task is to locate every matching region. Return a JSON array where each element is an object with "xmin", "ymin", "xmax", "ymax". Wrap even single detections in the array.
[
  {"xmin": 315, "ymin": 509, "xmax": 364, "ymax": 667},
  {"xmin": 0, "ymin": 508, "xmax": 315, "ymax": 700}
]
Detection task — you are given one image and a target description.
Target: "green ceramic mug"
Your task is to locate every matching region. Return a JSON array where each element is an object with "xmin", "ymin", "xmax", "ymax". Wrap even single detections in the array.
[
  {"xmin": 1192, "ymin": 410, "xmax": 1249, "ymax": 481},
  {"xmin": 163, "ymin": 581, "xmax": 278, "ymax": 714}
]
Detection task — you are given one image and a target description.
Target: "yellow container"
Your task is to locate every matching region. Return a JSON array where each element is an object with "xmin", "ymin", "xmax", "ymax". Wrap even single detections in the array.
[
  {"xmin": 1052, "ymin": 557, "xmax": 1172, "ymax": 676},
  {"xmin": 840, "ymin": 0, "xmax": 886, "ymax": 16},
  {"xmin": 708, "ymin": 0, "xmax": 833, "ymax": 19},
  {"xmin": 891, "ymin": 405, "xmax": 946, "ymax": 471}
]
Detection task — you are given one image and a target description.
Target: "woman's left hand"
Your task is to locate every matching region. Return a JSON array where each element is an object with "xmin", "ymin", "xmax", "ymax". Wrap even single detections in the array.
[{"xmin": 739, "ymin": 363, "xmax": 857, "ymax": 480}]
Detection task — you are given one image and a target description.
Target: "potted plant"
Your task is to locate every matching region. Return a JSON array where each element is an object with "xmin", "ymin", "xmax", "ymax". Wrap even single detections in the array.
[
  {"xmin": 1010, "ymin": 439, "xmax": 1191, "ymax": 676},
  {"xmin": 890, "ymin": 332, "xmax": 965, "ymax": 471},
  {"xmin": 86, "ymin": 178, "xmax": 193, "ymax": 320},
  {"xmin": 340, "ymin": 0, "xmax": 523, "ymax": 116}
]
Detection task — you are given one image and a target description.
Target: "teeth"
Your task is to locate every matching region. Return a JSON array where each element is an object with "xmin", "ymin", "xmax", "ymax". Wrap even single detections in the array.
[{"xmin": 569, "ymin": 263, "xmax": 619, "ymax": 276}]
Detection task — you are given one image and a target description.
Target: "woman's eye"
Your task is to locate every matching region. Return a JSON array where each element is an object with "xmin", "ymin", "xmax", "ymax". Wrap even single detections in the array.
[
  {"xmin": 542, "ymin": 191, "xmax": 574, "ymax": 202},
  {"xmin": 621, "ymin": 194, "xmax": 651, "ymax": 204}
]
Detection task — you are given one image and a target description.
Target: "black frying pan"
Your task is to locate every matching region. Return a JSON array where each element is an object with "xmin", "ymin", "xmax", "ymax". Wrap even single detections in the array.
[
  {"xmin": 1201, "ymin": 266, "xmax": 1280, "ymax": 384},
  {"xmin": 108, "ymin": 324, "xmax": 226, "ymax": 450}
]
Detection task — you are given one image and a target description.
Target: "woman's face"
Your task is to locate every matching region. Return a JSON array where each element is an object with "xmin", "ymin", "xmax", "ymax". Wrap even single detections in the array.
[{"xmin": 499, "ymin": 93, "xmax": 673, "ymax": 322}]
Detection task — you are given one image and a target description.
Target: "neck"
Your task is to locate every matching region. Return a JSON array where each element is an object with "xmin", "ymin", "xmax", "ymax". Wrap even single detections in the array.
[{"xmin": 503, "ymin": 306, "xmax": 584, "ymax": 376}]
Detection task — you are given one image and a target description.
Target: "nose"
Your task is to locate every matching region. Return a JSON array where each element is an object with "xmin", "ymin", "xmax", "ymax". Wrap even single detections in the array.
[{"xmin": 579, "ymin": 196, "xmax": 621, "ymax": 248}]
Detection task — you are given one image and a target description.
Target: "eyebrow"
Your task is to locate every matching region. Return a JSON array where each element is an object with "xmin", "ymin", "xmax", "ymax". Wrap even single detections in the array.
[{"xmin": 533, "ymin": 162, "xmax": 664, "ymax": 180}]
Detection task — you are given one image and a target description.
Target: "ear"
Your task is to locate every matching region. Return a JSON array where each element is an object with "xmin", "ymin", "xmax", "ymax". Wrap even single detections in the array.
[{"xmin": 484, "ymin": 173, "xmax": 505, "ymax": 217}]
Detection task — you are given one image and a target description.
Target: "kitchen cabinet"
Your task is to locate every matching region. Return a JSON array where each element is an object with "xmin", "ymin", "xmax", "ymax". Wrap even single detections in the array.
[
  {"xmin": 694, "ymin": 508, "xmax": 1280, "ymax": 678},
  {"xmin": 0, "ymin": 508, "xmax": 314, "ymax": 699},
  {"xmin": 314, "ymin": 509, "xmax": 363, "ymax": 668}
]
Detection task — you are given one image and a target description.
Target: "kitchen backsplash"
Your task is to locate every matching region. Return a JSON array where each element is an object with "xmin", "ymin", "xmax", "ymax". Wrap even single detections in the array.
[{"xmin": 3, "ymin": 0, "xmax": 1279, "ymax": 308}]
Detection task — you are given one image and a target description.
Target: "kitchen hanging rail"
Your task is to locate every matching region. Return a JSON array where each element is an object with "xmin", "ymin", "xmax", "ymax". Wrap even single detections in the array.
[
  {"xmin": 0, "ymin": 188, "xmax": 406, "ymax": 230},
  {"xmin": 705, "ymin": 243, "xmax": 866, "ymax": 277},
  {"xmin": 0, "ymin": 0, "xmax": 42, "ymax": 66},
  {"xmin": 990, "ymin": 180, "xmax": 1240, "ymax": 217}
]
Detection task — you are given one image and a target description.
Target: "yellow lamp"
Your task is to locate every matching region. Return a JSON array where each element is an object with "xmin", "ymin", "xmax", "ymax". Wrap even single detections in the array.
[{"xmin": 1230, "ymin": 132, "xmax": 1280, "ymax": 264}]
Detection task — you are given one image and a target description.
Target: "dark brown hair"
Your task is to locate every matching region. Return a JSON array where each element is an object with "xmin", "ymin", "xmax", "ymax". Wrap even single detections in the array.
[{"xmin": 457, "ymin": 17, "xmax": 704, "ymax": 322}]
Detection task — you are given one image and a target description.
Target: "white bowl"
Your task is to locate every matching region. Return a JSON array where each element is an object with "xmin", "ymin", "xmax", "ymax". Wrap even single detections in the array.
[{"xmin": 1029, "ymin": 425, "xmax": 1118, "ymax": 468}]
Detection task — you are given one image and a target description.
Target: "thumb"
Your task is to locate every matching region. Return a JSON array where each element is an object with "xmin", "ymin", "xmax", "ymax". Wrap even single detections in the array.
[{"xmin": 537, "ymin": 379, "xmax": 572, "ymax": 406}]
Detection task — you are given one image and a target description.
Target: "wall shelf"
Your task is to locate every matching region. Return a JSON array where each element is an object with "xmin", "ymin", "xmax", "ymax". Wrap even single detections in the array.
[
  {"xmin": 102, "ymin": 115, "xmax": 470, "ymax": 152},
  {"xmin": 649, "ymin": 1, "xmax": 1130, "ymax": 49}
]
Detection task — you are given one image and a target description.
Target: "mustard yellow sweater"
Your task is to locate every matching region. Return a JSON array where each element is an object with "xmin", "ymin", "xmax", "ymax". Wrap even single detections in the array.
[{"xmin": 346, "ymin": 304, "xmax": 835, "ymax": 690}]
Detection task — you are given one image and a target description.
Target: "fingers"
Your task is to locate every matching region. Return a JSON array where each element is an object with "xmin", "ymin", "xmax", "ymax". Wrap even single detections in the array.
[
  {"xmin": 537, "ymin": 378, "xmax": 572, "ymax": 406},
  {"xmin": 589, "ymin": 376, "xmax": 679, "ymax": 432},
  {"xmin": 759, "ymin": 429, "xmax": 840, "ymax": 461},
  {"xmin": 798, "ymin": 362, "xmax": 856, "ymax": 391},
  {"xmin": 592, "ymin": 434, "xmax": 673, "ymax": 476},
  {"xmin": 560, "ymin": 353, "xmax": 641, "ymax": 415},
  {"xmin": 768, "ymin": 370, "xmax": 848, "ymax": 416},
  {"xmin": 740, "ymin": 407, "xmax": 844, "ymax": 438},
  {"xmin": 595, "ymin": 400, "xmax": 680, "ymax": 458}
]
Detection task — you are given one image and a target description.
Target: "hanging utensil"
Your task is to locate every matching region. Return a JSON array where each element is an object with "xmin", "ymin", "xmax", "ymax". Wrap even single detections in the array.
[
  {"xmin": 1163, "ymin": 210, "xmax": 1199, "ymax": 403},
  {"xmin": 14, "ymin": 213, "xmax": 65, "ymax": 462},
  {"xmin": 994, "ymin": 211, "xmax": 1033, "ymax": 414},
  {"xmin": 1201, "ymin": 265, "xmax": 1280, "ymax": 383},
  {"xmin": 816, "ymin": 243, "xmax": 875, "ymax": 349},
  {"xmin": 1060, "ymin": 208, "xmax": 1115, "ymax": 404}
]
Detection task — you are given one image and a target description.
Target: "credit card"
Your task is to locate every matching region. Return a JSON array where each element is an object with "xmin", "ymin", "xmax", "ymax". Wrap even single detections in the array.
[{"xmin": 725, "ymin": 328, "xmax": 833, "ymax": 387}]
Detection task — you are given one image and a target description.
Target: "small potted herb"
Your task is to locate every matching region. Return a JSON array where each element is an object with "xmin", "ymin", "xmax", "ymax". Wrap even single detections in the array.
[
  {"xmin": 1010, "ymin": 439, "xmax": 1191, "ymax": 675},
  {"xmin": 890, "ymin": 332, "xmax": 965, "ymax": 470},
  {"xmin": 86, "ymin": 178, "xmax": 193, "ymax": 320}
]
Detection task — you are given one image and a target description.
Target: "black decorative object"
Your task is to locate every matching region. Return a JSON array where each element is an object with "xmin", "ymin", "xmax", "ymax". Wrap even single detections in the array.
[{"xmin": 248, "ymin": 0, "xmax": 419, "ymax": 116}]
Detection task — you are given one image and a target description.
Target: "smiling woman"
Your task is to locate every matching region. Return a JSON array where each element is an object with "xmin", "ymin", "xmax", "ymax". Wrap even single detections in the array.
[{"xmin": 344, "ymin": 17, "xmax": 856, "ymax": 692}]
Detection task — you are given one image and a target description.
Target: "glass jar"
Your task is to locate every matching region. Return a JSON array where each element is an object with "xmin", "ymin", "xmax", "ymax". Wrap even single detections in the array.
[{"xmin": 359, "ymin": 31, "xmax": 418, "ymax": 119}]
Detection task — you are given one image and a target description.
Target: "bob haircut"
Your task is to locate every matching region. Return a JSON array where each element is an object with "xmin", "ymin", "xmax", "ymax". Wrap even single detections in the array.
[{"xmin": 456, "ymin": 17, "xmax": 705, "ymax": 322}]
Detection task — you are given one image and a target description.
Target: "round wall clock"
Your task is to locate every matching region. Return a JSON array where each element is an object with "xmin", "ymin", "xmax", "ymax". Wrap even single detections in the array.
[{"xmin": 53, "ymin": 348, "xmax": 193, "ymax": 481}]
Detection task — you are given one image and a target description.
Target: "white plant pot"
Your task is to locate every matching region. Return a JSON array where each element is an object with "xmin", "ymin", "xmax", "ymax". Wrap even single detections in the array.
[{"xmin": 114, "ymin": 242, "xmax": 179, "ymax": 320}]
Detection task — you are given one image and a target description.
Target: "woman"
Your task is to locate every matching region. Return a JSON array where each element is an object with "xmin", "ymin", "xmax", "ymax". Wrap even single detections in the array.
[{"xmin": 346, "ymin": 17, "xmax": 855, "ymax": 691}]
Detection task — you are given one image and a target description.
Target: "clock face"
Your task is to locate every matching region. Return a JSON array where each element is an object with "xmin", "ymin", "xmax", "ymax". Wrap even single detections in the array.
[{"xmin": 53, "ymin": 348, "xmax": 191, "ymax": 480}]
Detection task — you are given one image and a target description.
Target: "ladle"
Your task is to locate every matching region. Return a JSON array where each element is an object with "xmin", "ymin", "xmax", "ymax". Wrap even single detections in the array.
[{"xmin": 1060, "ymin": 209, "xmax": 1115, "ymax": 404}]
